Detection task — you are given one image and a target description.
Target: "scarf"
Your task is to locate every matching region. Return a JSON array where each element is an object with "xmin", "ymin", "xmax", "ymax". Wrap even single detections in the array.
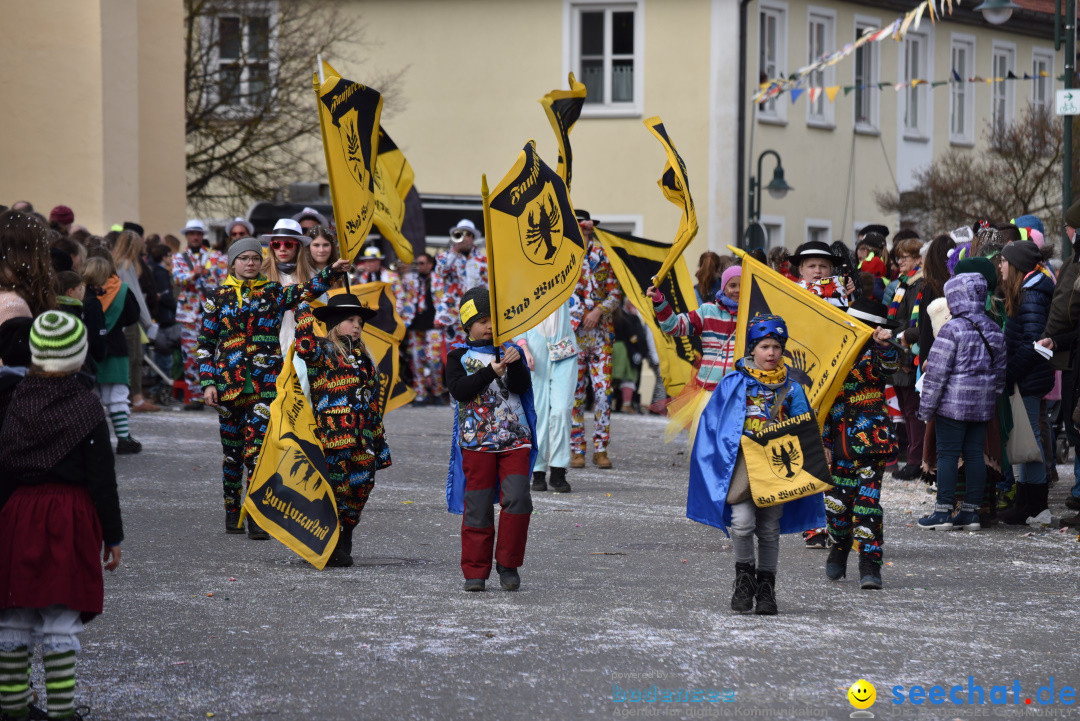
[
  {"xmin": 0, "ymin": 374, "xmax": 105, "ymax": 475},
  {"xmin": 276, "ymin": 261, "xmax": 297, "ymax": 275},
  {"xmin": 715, "ymin": 293, "xmax": 739, "ymax": 312},
  {"xmin": 222, "ymin": 274, "xmax": 269, "ymax": 307},
  {"xmin": 887, "ymin": 267, "xmax": 923, "ymax": 320},
  {"xmin": 742, "ymin": 357, "xmax": 788, "ymax": 387},
  {"xmin": 99, "ymin": 274, "xmax": 122, "ymax": 312}
]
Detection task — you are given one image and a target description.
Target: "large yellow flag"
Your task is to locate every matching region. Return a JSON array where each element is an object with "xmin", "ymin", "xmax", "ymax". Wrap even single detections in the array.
[
  {"xmin": 539, "ymin": 72, "xmax": 586, "ymax": 190},
  {"xmin": 645, "ymin": 117, "xmax": 697, "ymax": 286},
  {"xmin": 483, "ymin": 140, "xmax": 586, "ymax": 344},
  {"xmin": 243, "ymin": 349, "xmax": 340, "ymax": 570},
  {"xmin": 731, "ymin": 247, "xmax": 871, "ymax": 427},
  {"xmin": 314, "ymin": 62, "xmax": 382, "ymax": 262},
  {"xmin": 594, "ymin": 227, "xmax": 699, "ymax": 397},
  {"xmin": 371, "ymin": 127, "xmax": 415, "ymax": 264},
  {"xmin": 309, "ymin": 284, "xmax": 415, "ymax": 412}
]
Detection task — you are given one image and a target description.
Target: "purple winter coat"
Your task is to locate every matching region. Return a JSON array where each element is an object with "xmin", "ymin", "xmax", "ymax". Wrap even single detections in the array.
[{"xmin": 917, "ymin": 273, "xmax": 1006, "ymax": 423}]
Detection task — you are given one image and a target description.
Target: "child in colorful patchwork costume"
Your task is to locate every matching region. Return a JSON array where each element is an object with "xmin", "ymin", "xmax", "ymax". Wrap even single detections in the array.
[
  {"xmin": 688, "ymin": 313, "xmax": 826, "ymax": 615},
  {"xmin": 294, "ymin": 294, "xmax": 391, "ymax": 568},
  {"xmin": 197, "ymin": 238, "xmax": 349, "ymax": 538},
  {"xmin": 822, "ymin": 299, "xmax": 899, "ymax": 590},
  {"xmin": 446, "ymin": 287, "xmax": 536, "ymax": 592}
]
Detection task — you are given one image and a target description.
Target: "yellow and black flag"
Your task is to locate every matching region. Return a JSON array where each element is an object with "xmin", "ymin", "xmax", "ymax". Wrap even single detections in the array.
[
  {"xmin": 483, "ymin": 140, "xmax": 585, "ymax": 344},
  {"xmin": 742, "ymin": 412, "xmax": 834, "ymax": 507},
  {"xmin": 731, "ymin": 247, "xmax": 871, "ymax": 427},
  {"xmin": 243, "ymin": 349, "xmax": 340, "ymax": 570},
  {"xmin": 645, "ymin": 116, "xmax": 698, "ymax": 286},
  {"xmin": 539, "ymin": 72, "xmax": 587, "ymax": 190},
  {"xmin": 314, "ymin": 61, "xmax": 382, "ymax": 262},
  {"xmin": 372, "ymin": 127, "xmax": 415, "ymax": 264},
  {"xmin": 594, "ymin": 227, "xmax": 700, "ymax": 397},
  {"xmin": 310, "ymin": 284, "xmax": 415, "ymax": 412}
]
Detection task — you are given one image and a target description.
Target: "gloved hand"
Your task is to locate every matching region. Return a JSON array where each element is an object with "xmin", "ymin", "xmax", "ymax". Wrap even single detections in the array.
[{"xmin": 145, "ymin": 322, "xmax": 160, "ymax": 342}]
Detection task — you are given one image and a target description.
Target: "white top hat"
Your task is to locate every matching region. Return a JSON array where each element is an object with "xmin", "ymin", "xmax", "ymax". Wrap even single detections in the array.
[
  {"xmin": 260, "ymin": 218, "xmax": 310, "ymax": 246},
  {"xmin": 182, "ymin": 219, "xmax": 207, "ymax": 236},
  {"xmin": 449, "ymin": 218, "xmax": 483, "ymax": 242},
  {"xmin": 292, "ymin": 206, "xmax": 329, "ymax": 227}
]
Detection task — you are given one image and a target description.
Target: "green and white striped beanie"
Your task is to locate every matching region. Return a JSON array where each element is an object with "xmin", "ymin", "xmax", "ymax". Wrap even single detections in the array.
[{"xmin": 30, "ymin": 310, "xmax": 87, "ymax": 373}]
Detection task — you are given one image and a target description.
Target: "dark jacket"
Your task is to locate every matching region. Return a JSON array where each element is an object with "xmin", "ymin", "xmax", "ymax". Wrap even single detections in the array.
[
  {"xmin": 889, "ymin": 274, "xmax": 924, "ymax": 387},
  {"xmin": 446, "ymin": 346, "xmax": 531, "ymax": 402},
  {"xmin": 1005, "ymin": 271, "xmax": 1055, "ymax": 398},
  {"xmin": 919, "ymin": 274, "xmax": 1007, "ymax": 423},
  {"xmin": 1040, "ymin": 247, "xmax": 1080, "ymax": 370},
  {"xmin": 151, "ymin": 262, "xmax": 177, "ymax": 327}
]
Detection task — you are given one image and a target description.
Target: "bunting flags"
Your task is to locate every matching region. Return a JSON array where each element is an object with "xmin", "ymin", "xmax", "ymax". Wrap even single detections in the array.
[
  {"xmin": 539, "ymin": 72, "xmax": 587, "ymax": 191},
  {"xmin": 372, "ymin": 126, "xmax": 415, "ymax": 264},
  {"xmin": 314, "ymin": 60, "xmax": 383, "ymax": 262},
  {"xmin": 644, "ymin": 117, "xmax": 697, "ymax": 286},
  {"xmin": 243, "ymin": 349, "xmax": 340, "ymax": 570},
  {"xmin": 593, "ymin": 227, "xmax": 701, "ymax": 397},
  {"xmin": 483, "ymin": 140, "xmax": 586, "ymax": 344},
  {"xmin": 731, "ymin": 247, "xmax": 871, "ymax": 428},
  {"xmin": 309, "ymin": 284, "xmax": 415, "ymax": 412}
]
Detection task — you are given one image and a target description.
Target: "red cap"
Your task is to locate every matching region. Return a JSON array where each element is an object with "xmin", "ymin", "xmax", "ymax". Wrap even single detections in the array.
[{"xmin": 49, "ymin": 205, "xmax": 74, "ymax": 225}]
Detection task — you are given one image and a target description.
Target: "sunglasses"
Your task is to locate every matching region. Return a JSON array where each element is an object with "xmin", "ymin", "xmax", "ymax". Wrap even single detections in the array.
[
  {"xmin": 450, "ymin": 230, "xmax": 474, "ymax": 241},
  {"xmin": 271, "ymin": 239, "xmax": 298, "ymax": 250}
]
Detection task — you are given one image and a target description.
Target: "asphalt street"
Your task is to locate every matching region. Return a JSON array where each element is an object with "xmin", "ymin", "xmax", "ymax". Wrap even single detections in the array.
[{"xmin": 55, "ymin": 405, "xmax": 1080, "ymax": 721}]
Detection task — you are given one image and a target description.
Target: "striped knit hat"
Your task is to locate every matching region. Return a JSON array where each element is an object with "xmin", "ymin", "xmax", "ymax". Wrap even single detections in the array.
[{"xmin": 30, "ymin": 311, "xmax": 87, "ymax": 373}]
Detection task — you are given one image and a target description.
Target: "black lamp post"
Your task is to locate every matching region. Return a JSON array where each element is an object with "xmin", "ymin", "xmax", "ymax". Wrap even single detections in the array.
[{"xmin": 744, "ymin": 149, "xmax": 793, "ymax": 250}]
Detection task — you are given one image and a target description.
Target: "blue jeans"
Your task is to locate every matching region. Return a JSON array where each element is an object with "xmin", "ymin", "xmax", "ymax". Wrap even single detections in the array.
[
  {"xmin": 1018, "ymin": 395, "xmax": 1047, "ymax": 486},
  {"xmin": 935, "ymin": 416, "xmax": 988, "ymax": 508}
]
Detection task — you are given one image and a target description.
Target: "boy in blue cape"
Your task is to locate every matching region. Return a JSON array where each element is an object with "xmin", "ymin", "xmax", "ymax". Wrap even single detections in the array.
[
  {"xmin": 445, "ymin": 287, "xmax": 537, "ymax": 592},
  {"xmin": 688, "ymin": 313, "xmax": 826, "ymax": 615}
]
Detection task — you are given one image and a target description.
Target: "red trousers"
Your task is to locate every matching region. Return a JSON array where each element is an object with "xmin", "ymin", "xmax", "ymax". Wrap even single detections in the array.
[{"xmin": 460, "ymin": 447, "xmax": 532, "ymax": 579}]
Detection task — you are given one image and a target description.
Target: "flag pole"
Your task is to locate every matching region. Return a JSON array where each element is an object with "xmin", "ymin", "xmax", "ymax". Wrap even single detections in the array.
[
  {"xmin": 314, "ymin": 57, "xmax": 352, "ymax": 295},
  {"xmin": 481, "ymin": 174, "xmax": 500, "ymax": 361}
]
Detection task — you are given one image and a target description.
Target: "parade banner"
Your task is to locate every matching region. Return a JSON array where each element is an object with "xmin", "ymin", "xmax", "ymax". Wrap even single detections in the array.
[
  {"xmin": 314, "ymin": 61, "xmax": 382, "ymax": 262},
  {"xmin": 594, "ymin": 227, "xmax": 700, "ymax": 397},
  {"xmin": 741, "ymin": 412, "xmax": 833, "ymax": 508},
  {"xmin": 644, "ymin": 117, "xmax": 697, "ymax": 286},
  {"xmin": 372, "ymin": 127, "xmax": 415, "ymax": 264},
  {"xmin": 310, "ymin": 284, "xmax": 415, "ymax": 412},
  {"xmin": 483, "ymin": 140, "xmax": 585, "ymax": 344},
  {"xmin": 539, "ymin": 72, "xmax": 587, "ymax": 190},
  {"xmin": 731, "ymin": 247, "xmax": 871, "ymax": 428},
  {"xmin": 243, "ymin": 349, "xmax": 339, "ymax": 570}
]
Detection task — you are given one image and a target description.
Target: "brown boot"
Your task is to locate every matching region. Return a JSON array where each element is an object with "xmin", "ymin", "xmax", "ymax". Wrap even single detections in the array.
[
  {"xmin": 569, "ymin": 453, "xmax": 585, "ymax": 468},
  {"xmin": 592, "ymin": 451, "xmax": 613, "ymax": 469}
]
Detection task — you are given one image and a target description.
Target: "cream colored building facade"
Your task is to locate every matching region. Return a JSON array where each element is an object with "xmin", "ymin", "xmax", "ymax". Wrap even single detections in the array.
[
  {"xmin": 0, "ymin": 0, "xmax": 186, "ymax": 237},
  {"xmin": 745, "ymin": 0, "xmax": 1062, "ymax": 249}
]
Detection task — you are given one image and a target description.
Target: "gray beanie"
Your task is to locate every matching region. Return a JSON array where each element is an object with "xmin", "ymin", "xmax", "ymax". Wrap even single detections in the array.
[{"xmin": 228, "ymin": 237, "xmax": 263, "ymax": 267}]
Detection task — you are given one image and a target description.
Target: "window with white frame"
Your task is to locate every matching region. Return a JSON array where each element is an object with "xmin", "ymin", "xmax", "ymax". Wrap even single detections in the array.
[
  {"xmin": 806, "ymin": 220, "xmax": 831, "ymax": 245},
  {"xmin": 758, "ymin": 2, "xmax": 787, "ymax": 122},
  {"xmin": 210, "ymin": 7, "xmax": 274, "ymax": 110},
  {"xmin": 806, "ymin": 8, "xmax": 835, "ymax": 126},
  {"xmin": 760, "ymin": 216, "xmax": 785, "ymax": 249},
  {"xmin": 950, "ymin": 35, "xmax": 975, "ymax": 145},
  {"xmin": 903, "ymin": 32, "xmax": 929, "ymax": 137},
  {"xmin": 992, "ymin": 42, "xmax": 1016, "ymax": 133},
  {"xmin": 570, "ymin": 2, "xmax": 642, "ymax": 114},
  {"xmin": 853, "ymin": 19, "xmax": 879, "ymax": 131},
  {"xmin": 1033, "ymin": 48, "xmax": 1054, "ymax": 111}
]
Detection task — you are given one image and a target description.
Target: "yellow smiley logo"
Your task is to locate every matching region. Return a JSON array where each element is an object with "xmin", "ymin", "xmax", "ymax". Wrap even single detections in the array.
[{"xmin": 848, "ymin": 679, "xmax": 876, "ymax": 710}]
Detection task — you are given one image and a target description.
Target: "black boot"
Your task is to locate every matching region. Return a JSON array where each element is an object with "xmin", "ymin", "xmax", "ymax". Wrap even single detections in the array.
[
  {"xmin": 858, "ymin": 557, "xmax": 883, "ymax": 590},
  {"xmin": 225, "ymin": 510, "xmax": 245, "ymax": 534},
  {"xmin": 340, "ymin": 523, "xmax": 354, "ymax": 559},
  {"xmin": 247, "ymin": 517, "xmax": 270, "ymax": 540},
  {"xmin": 531, "ymin": 470, "xmax": 547, "ymax": 492},
  {"xmin": 1001, "ymin": 483, "xmax": 1034, "ymax": 525},
  {"xmin": 326, "ymin": 525, "xmax": 354, "ymax": 568},
  {"xmin": 825, "ymin": 539, "xmax": 851, "ymax": 581},
  {"xmin": 754, "ymin": 570, "xmax": 778, "ymax": 615},
  {"xmin": 730, "ymin": 562, "xmax": 757, "ymax": 613},
  {"xmin": 548, "ymin": 467, "xmax": 572, "ymax": 493}
]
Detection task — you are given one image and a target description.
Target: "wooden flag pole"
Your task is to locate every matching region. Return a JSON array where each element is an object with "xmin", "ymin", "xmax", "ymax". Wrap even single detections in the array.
[{"xmin": 481, "ymin": 173, "xmax": 500, "ymax": 361}]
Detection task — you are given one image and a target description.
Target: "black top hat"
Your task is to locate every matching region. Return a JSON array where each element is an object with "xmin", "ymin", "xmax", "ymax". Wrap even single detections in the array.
[
  {"xmin": 575, "ymin": 209, "xmax": 599, "ymax": 224},
  {"xmin": 846, "ymin": 298, "xmax": 898, "ymax": 330},
  {"xmin": 789, "ymin": 240, "xmax": 839, "ymax": 266},
  {"xmin": 312, "ymin": 294, "xmax": 377, "ymax": 327}
]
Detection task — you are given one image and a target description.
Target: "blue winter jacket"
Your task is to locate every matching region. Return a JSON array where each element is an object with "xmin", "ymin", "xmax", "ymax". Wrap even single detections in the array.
[
  {"xmin": 1004, "ymin": 270, "xmax": 1055, "ymax": 397},
  {"xmin": 687, "ymin": 358, "xmax": 827, "ymax": 536}
]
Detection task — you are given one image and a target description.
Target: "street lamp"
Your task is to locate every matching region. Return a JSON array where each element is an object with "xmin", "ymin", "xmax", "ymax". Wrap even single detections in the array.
[
  {"xmin": 974, "ymin": 0, "xmax": 1021, "ymax": 25},
  {"xmin": 745, "ymin": 150, "xmax": 792, "ymax": 249}
]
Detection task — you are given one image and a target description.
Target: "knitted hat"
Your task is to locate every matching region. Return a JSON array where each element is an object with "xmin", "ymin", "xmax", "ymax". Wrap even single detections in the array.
[
  {"xmin": 459, "ymin": 286, "xmax": 491, "ymax": 330},
  {"xmin": 720, "ymin": 265, "xmax": 742, "ymax": 293},
  {"xmin": 49, "ymin": 205, "xmax": 74, "ymax": 225},
  {"xmin": 859, "ymin": 255, "xmax": 887, "ymax": 279},
  {"xmin": 1013, "ymin": 214, "xmax": 1045, "ymax": 236},
  {"xmin": 1066, "ymin": 200, "xmax": 1080, "ymax": 229},
  {"xmin": 953, "ymin": 257, "xmax": 997, "ymax": 293},
  {"xmin": 30, "ymin": 311, "xmax": 87, "ymax": 373},
  {"xmin": 1001, "ymin": 240, "xmax": 1041, "ymax": 274},
  {"xmin": 746, "ymin": 313, "xmax": 788, "ymax": 353},
  {"xmin": 228, "ymin": 237, "xmax": 263, "ymax": 267}
]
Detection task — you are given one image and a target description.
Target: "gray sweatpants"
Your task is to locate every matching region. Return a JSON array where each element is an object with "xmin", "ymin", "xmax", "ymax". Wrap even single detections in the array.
[{"xmin": 729, "ymin": 501, "xmax": 783, "ymax": 573}]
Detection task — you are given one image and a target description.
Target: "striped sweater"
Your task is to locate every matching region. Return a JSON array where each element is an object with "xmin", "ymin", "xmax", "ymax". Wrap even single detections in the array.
[{"xmin": 653, "ymin": 299, "xmax": 736, "ymax": 390}]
